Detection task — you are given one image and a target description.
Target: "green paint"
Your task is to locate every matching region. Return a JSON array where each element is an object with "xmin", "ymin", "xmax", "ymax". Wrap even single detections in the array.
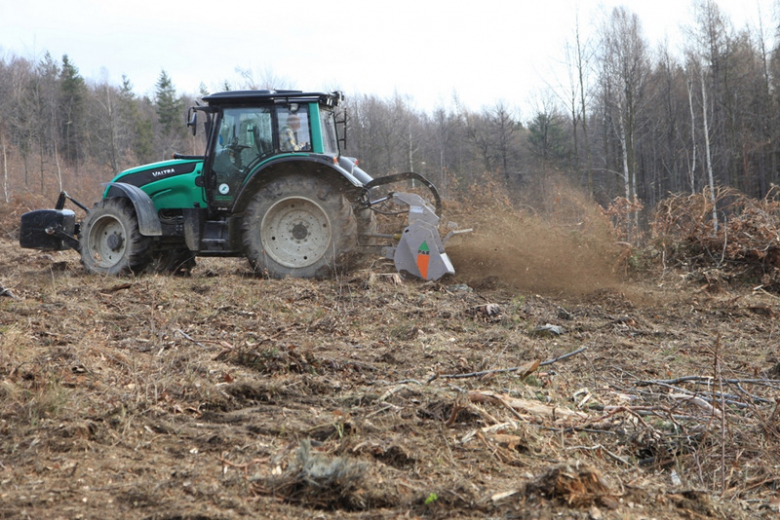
[
  {"xmin": 308, "ymin": 103, "xmax": 323, "ymax": 154},
  {"xmin": 107, "ymin": 159, "xmax": 207, "ymax": 209}
]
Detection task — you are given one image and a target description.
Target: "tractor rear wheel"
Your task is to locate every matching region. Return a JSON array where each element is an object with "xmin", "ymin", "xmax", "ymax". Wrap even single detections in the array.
[
  {"xmin": 355, "ymin": 204, "xmax": 378, "ymax": 246},
  {"xmin": 242, "ymin": 175, "xmax": 358, "ymax": 278},
  {"xmin": 80, "ymin": 198, "xmax": 152, "ymax": 275}
]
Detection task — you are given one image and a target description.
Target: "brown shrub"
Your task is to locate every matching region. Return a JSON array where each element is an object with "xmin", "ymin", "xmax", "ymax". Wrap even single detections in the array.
[{"xmin": 650, "ymin": 187, "xmax": 780, "ymax": 289}]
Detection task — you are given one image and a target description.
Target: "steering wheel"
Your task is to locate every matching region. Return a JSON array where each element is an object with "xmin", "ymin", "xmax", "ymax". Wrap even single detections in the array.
[{"xmin": 225, "ymin": 137, "xmax": 250, "ymax": 153}]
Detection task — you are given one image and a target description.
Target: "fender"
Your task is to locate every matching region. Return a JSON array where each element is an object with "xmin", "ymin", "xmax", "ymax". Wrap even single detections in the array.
[
  {"xmin": 233, "ymin": 155, "xmax": 365, "ymax": 213},
  {"xmin": 104, "ymin": 182, "xmax": 163, "ymax": 236}
]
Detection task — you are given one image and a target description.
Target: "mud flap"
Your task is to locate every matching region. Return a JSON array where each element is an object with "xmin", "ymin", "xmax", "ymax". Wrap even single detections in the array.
[{"xmin": 104, "ymin": 182, "xmax": 162, "ymax": 237}]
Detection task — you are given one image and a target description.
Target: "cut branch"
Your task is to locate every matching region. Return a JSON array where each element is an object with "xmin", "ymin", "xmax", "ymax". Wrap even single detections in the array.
[{"xmin": 428, "ymin": 347, "xmax": 588, "ymax": 384}]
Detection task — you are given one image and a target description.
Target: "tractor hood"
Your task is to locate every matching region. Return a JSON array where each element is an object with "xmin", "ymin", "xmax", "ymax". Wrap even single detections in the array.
[
  {"xmin": 110, "ymin": 159, "xmax": 202, "ymax": 190},
  {"xmin": 105, "ymin": 158, "xmax": 207, "ymax": 211}
]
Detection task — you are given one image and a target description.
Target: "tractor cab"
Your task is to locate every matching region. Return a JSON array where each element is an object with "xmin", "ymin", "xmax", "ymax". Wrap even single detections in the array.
[{"xmin": 190, "ymin": 90, "xmax": 346, "ymax": 210}]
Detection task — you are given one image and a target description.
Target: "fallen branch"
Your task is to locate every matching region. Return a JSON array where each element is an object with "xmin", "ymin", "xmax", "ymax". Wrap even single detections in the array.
[
  {"xmin": 460, "ymin": 421, "xmax": 520, "ymax": 445},
  {"xmin": 638, "ymin": 376, "xmax": 780, "ymax": 388},
  {"xmin": 469, "ymin": 390, "xmax": 588, "ymax": 423},
  {"xmin": 539, "ymin": 346, "xmax": 589, "ymax": 366},
  {"xmin": 379, "ymin": 384, "xmax": 412, "ymax": 402},
  {"xmin": 427, "ymin": 359, "xmax": 540, "ymax": 383},
  {"xmin": 175, "ymin": 329, "xmax": 208, "ymax": 349},
  {"xmin": 669, "ymin": 393, "xmax": 722, "ymax": 417},
  {"xmin": 637, "ymin": 379, "xmax": 772, "ymax": 406},
  {"xmin": 753, "ymin": 285, "xmax": 780, "ymax": 300},
  {"xmin": 100, "ymin": 282, "xmax": 133, "ymax": 294},
  {"xmin": 219, "ymin": 456, "xmax": 270, "ymax": 476},
  {"xmin": 564, "ymin": 444, "xmax": 632, "ymax": 466},
  {"xmin": 427, "ymin": 346, "xmax": 589, "ymax": 384},
  {"xmin": 365, "ymin": 403, "xmax": 400, "ymax": 418}
]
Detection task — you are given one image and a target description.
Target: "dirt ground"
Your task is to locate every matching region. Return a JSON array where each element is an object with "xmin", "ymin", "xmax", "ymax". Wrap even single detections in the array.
[{"xmin": 2, "ymin": 224, "xmax": 780, "ymax": 519}]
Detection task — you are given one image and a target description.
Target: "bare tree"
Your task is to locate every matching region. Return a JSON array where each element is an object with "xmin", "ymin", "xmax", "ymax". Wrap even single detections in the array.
[
  {"xmin": 462, "ymin": 108, "xmax": 493, "ymax": 175},
  {"xmin": 686, "ymin": 68, "xmax": 698, "ymax": 194},
  {"xmin": 686, "ymin": 0, "xmax": 734, "ymax": 231},
  {"xmin": 24, "ymin": 53, "xmax": 61, "ymax": 192},
  {"xmin": 235, "ymin": 66, "xmax": 295, "ymax": 91},
  {"xmin": 90, "ymin": 80, "xmax": 123, "ymax": 173},
  {"xmin": 597, "ymin": 6, "xmax": 649, "ymax": 238},
  {"xmin": 0, "ymin": 109, "xmax": 8, "ymax": 202},
  {"xmin": 699, "ymin": 63, "xmax": 718, "ymax": 232},
  {"xmin": 561, "ymin": 8, "xmax": 595, "ymax": 196},
  {"xmin": 427, "ymin": 105, "xmax": 463, "ymax": 193},
  {"xmin": 0, "ymin": 58, "xmax": 11, "ymax": 202},
  {"xmin": 490, "ymin": 100, "xmax": 519, "ymax": 186}
]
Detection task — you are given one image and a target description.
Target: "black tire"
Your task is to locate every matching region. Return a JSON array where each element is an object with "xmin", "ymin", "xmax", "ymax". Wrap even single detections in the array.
[
  {"xmin": 80, "ymin": 198, "xmax": 152, "ymax": 275},
  {"xmin": 242, "ymin": 175, "xmax": 358, "ymax": 279},
  {"xmin": 355, "ymin": 205, "xmax": 378, "ymax": 246}
]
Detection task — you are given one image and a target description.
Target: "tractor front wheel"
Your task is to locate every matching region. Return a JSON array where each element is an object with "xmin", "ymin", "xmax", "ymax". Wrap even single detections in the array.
[
  {"xmin": 80, "ymin": 198, "xmax": 151, "ymax": 275},
  {"xmin": 242, "ymin": 175, "xmax": 357, "ymax": 278}
]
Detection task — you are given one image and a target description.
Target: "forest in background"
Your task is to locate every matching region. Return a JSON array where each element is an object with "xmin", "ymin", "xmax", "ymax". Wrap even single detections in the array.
[{"xmin": 2, "ymin": 0, "xmax": 780, "ymax": 241}]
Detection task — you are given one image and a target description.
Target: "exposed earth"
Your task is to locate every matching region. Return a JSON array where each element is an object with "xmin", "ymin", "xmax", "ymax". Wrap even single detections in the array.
[{"xmin": 1, "ymin": 208, "xmax": 780, "ymax": 519}]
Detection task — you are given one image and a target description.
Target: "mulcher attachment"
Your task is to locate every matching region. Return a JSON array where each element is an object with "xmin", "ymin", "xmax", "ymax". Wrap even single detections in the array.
[{"xmin": 382, "ymin": 192, "xmax": 468, "ymax": 281}]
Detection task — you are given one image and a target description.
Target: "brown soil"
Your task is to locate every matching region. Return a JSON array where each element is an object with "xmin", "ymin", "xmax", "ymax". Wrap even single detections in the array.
[{"xmin": 2, "ymin": 225, "xmax": 780, "ymax": 519}]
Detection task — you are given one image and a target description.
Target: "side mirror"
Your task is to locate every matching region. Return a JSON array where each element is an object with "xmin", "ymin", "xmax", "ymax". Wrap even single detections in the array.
[{"xmin": 186, "ymin": 107, "xmax": 197, "ymax": 136}]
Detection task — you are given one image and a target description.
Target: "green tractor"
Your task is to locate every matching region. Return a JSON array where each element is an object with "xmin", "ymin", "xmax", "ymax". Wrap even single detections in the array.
[{"xmin": 20, "ymin": 90, "xmax": 465, "ymax": 280}]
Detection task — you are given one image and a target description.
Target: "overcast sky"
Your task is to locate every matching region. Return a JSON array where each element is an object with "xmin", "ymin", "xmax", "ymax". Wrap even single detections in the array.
[{"xmin": 1, "ymin": 0, "xmax": 776, "ymax": 118}]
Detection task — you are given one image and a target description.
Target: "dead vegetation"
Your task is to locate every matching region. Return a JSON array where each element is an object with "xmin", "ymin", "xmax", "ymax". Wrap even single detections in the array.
[
  {"xmin": 2, "ymin": 185, "xmax": 780, "ymax": 519},
  {"xmin": 651, "ymin": 187, "xmax": 780, "ymax": 291}
]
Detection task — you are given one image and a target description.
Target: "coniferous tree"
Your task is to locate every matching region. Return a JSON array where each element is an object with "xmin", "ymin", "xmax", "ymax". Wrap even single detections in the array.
[
  {"xmin": 490, "ymin": 101, "xmax": 520, "ymax": 186},
  {"xmin": 59, "ymin": 55, "xmax": 87, "ymax": 167},
  {"xmin": 154, "ymin": 70, "xmax": 184, "ymax": 158},
  {"xmin": 527, "ymin": 111, "xmax": 568, "ymax": 167},
  {"xmin": 119, "ymin": 76, "xmax": 154, "ymax": 165}
]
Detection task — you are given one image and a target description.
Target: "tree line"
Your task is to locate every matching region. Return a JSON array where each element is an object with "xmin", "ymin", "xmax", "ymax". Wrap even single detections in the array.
[
  {"xmin": 0, "ymin": 53, "xmax": 191, "ymax": 203},
  {"xmin": 1, "ymin": 0, "xmax": 778, "ymax": 227}
]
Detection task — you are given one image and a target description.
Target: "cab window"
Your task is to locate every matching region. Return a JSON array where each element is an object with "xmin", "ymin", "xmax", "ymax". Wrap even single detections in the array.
[
  {"xmin": 211, "ymin": 107, "xmax": 273, "ymax": 201},
  {"xmin": 320, "ymin": 108, "xmax": 339, "ymax": 155},
  {"xmin": 277, "ymin": 107, "xmax": 311, "ymax": 152}
]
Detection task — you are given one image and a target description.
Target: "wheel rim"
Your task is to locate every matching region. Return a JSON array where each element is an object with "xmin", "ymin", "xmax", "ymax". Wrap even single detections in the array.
[
  {"xmin": 260, "ymin": 196, "xmax": 332, "ymax": 268},
  {"xmin": 87, "ymin": 214, "xmax": 127, "ymax": 269}
]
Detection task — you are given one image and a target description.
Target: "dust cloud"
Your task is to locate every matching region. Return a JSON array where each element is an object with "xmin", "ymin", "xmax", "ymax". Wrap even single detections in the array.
[{"xmin": 446, "ymin": 207, "xmax": 622, "ymax": 295}]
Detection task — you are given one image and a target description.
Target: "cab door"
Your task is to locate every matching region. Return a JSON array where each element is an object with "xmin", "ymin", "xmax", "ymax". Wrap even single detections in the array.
[{"xmin": 206, "ymin": 107, "xmax": 274, "ymax": 210}]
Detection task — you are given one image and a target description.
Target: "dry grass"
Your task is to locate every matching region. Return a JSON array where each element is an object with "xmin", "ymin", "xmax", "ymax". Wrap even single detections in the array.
[{"xmin": 1, "ymin": 181, "xmax": 780, "ymax": 518}]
